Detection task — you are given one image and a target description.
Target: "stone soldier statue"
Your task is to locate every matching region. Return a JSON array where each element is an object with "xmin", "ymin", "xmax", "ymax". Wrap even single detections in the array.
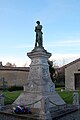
[{"xmin": 35, "ymin": 21, "xmax": 43, "ymax": 47}]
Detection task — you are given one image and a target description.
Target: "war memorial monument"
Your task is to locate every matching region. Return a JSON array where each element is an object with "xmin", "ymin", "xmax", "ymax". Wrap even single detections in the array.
[
  {"xmin": 0, "ymin": 21, "xmax": 79, "ymax": 120},
  {"xmin": 13, "ymin": 21, "xmax": 67, "ymax": 120}
]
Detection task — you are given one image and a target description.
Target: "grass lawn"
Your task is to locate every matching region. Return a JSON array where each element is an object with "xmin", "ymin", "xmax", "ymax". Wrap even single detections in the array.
[
  {"xmin": 1, "ymin": 89, "xmax": 80, "ymax": 105},
  {"xmin": 56, "ymin": 88, "xmax": 80, "ymax": 104},
  {"xmin": 1, "ymin": 90, "xmax": 21, "ymax": 105}
]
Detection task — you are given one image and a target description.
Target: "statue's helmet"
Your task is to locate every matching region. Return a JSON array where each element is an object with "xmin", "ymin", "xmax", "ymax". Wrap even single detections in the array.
[{"xmin": 36, "ymin": 21, "xmax": 40, "ymax": 24}]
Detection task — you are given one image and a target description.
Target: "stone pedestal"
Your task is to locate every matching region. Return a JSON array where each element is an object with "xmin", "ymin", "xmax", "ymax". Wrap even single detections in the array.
[{"xmin": 13, "ymin": 47, "xmax": 65, "ymax": 120}]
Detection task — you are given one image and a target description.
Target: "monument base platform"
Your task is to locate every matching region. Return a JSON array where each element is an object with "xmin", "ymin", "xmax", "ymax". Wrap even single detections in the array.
[
  {"xmin": 13, "ymin": 90, "xmax": 66, "ymax": 120},
  {"xmin": 13, "ymin": 91, "xmax": 65, "ymax": 108},
  {"xmin": 1, "ymin": 105, "xmax": 78, "ymax": 120}
]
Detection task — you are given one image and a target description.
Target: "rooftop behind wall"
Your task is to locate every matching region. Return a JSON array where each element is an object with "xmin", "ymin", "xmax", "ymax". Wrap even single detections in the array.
[{"xmin": 0, "ymin": 66, "xmax": 29, "ymax": 72}]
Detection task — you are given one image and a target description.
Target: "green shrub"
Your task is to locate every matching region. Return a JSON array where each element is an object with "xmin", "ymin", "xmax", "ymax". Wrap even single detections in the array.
[
  {"xmin": 55, "ymin": 84, "xmax": 65, "ymax": 88},
  {"xmin": 0, "ymin": 87, "xmax": 7, "ymax": 91},
  {"xmin": 8, "ymin": 86, "xmax": 23, "ymax": 91}
]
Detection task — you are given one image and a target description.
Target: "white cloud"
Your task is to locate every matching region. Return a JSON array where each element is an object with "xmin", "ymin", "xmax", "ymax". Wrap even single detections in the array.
[
  {"xmin": 50, "ymin": 53, "xmax": 80, "ymax": 66},
  {"xmin": 0, "ymin": 40, "xmax": 80, "ymax": 49},
  {"xmin": 50, "ymin": 53, "xmax": 80, "ymax": 60},
  {"xmin": 0, "ymin": 53, "xmax": 79, "ymax": 67},
  {"xmin": 45, "ymin": 39, "xmax": 80, "ymax": 47},
  {"xmin": 0, "ymin": 56, "xmax": 31, "ymax": 67}
]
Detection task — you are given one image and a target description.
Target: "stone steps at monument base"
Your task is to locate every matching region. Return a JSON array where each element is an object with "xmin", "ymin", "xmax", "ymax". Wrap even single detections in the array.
[
  {"xmin": 50, "ymin": 105, "xmax": 78, "ymax": 119},
  {"xmin": 0, "ymin": 105, "xmax": 78, "ymax": 120},
  {"xmin": 0, "ymin": 110, "xmax": 40, "ymax": 120}
]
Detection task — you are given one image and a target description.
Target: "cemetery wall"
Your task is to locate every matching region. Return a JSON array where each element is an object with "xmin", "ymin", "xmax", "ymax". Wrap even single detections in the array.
[{"xmin": 0, "ymin": 67, "xmax": 29, "ymax": 87}]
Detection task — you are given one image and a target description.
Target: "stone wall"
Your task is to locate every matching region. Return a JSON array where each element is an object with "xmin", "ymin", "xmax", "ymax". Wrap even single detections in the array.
[
  {"xmin": 0, "ymin": 67, "xmax": 29, "ymax": 87},
  {"xmin": 65, "ymin": 60, "xmax": 80, "ymax": 90}
]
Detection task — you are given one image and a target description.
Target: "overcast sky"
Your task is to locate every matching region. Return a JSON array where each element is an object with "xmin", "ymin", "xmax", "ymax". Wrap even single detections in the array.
[{"xmin": 0, "ymin": 0, "xmax": 80, "ymax": 66}]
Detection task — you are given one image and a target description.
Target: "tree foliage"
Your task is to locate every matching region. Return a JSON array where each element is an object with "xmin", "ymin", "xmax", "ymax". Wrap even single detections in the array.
[
  {"xmin": 5, "ymin": 62, "xmax": 16, "ymax": 67},
  {"xmin": 55, "ymin": 70, "xmax": 65, "ymax": 84},
  {"xmin": 48, "ymin": 60, "xmax": 65, "ymax": 85},
  {"xmin": 48, "ymin": 60, "xmax": 55, "ymax": 82}
]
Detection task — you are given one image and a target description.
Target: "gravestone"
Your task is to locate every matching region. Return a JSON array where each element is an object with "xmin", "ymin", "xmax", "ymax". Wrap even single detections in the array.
[
  {"xmin": 0, "ymin": 94, "xmax": 4, "ymax": 110},
  {"xmin": 73, "ymin": 92, "xmax": 79, "ymax": 109},
  {"xmin": 13, "ymin": 21, "xmax": 65, "ymax": 120}
]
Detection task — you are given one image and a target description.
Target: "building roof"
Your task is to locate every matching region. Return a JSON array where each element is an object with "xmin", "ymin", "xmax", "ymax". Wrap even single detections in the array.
[
  {"xmin": 0, "ymin": 66, "xmax": 29, "ymax": 72},
  {"xmin": 64, "ymin": 58, "xmax": 80, "ymax": 68}
]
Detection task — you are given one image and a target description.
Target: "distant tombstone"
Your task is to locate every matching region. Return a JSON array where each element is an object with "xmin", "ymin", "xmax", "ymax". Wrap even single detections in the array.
[
  {"xmin": 61, "ymin": 89, "xmax": 64, "ymax": 92},
  {"xmin": 0, "ymin": 94, "xmax": 4, "ymax": 110},
  {"xmin": 73, "ymin": 92, "xmax": 79, "ymax": 109}
]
